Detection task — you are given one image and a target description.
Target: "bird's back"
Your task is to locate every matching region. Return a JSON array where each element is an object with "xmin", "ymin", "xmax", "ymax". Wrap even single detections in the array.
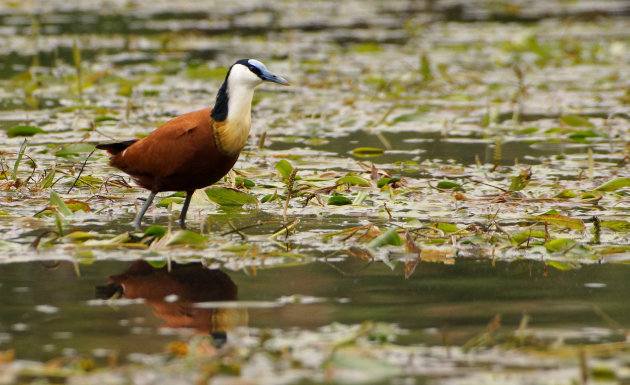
[{"xmin": 109, "ymin": 108, "xmax": 240, "ymax": 192}]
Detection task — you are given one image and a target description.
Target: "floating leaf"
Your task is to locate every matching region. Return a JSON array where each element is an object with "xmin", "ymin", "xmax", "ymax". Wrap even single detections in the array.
[
  {"xmin": 568, "ymin": 130, "xmax": 601, "ymax": 141},
  {"xmin": 560, "ymin": 114, "xmax": 594, "ymax": 127},
  {"xmin": 547, "ymin": 260, "xmax": 577, "ymax": 270},
  {"xmin": 165, "ymin": 230, "xmax": 207, "ymax": 246},
  {"xmin": 261, "ymin": 193, "xmax": 282, "ymax": 203},
  {"xmin": 393, "ymin": 113, "xmax": 423, "ymax": 122},
  {"xmin": 7, "ymin": 125, "xmax": 45, "ymax": 138},
  {"xmin": 512, "ymin": 230, "xmax": 546, "ymax": 244},
  {"xmin": 144, "ymin": 225, "xmax": 167, "ymax": 238},
  {"xmin": 275, "ymin": 159, "xmax": 294, "ymax": 180},
  {"xmin": 436, "ymin": 223, "xmax": 459, "ymax": 233},
  {"xmin": 337, "ymin": 175, "xmax": 371, "ymax": 187},
  {"xmin": 528, "ymin": 215, "xmax": 585, "ymax": 231},
  {"xmin": 516, "ymin": 127, "xmax": 538, "ymax": 134},
  {"xmin": 63, "ymin": 231, "xmax": 96, "ymax": 241},
  {"xmin": 545, "ymin": 238, "xmax": 576, "ymax": 252},
  {"xmin": 147, "ymin": 260, "xmax": 167, "ymax": 268},
  {"xmin": 328, "ymin": 196, "xmax": 352, "ymax": 206},
  {"xmin": 65, "ymin": 200, "xmax": 90, "ymax": 212},
  {"xmin": 377, "ymin": 178, "xmax": 391, "ymax": 188},
  {"xmin": 94, "ymin": 116, "xmax": 119, "ymax": 123},
  {"xmin": 594, "ymin": 177, "xmax": 630, "ymax": 192},
  {"xmin": 367, "ymin": 228, "xmax": 402, "ymax": 250},
  {"xmin": 235, "ymin": 177, "xmax": 255, "ymax": 188},
  {"xmin": 601, "ymin": 220, "xmax": 630, "ymax": 232},
  {"xmin": 437, "ymin": 181, "xmax": 463, "ymax": 190},
  {"xmin": 49, "ymin": 190, "xmax": 73, "ymax": 216},
  {"xmin": 352, "ymin": 147, "xmax": 384, "ymax": 157},
  {"xmin": 157, "ymin": 196, "xmax": 184, "ymax": 208},
  {"xmin": 205, "ymin": 187, "xmax": 257, "ymax": 206},
  {"xmin": 554, "ymin": 189, "xmax": 576, "ymax": 199},
  {"xmin": 55, "ymin": 143, "xmax": 95, "ymax": 157}
]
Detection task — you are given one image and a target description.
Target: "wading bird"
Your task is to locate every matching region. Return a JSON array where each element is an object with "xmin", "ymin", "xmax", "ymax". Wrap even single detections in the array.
[{"xmin": 97, "ymin": 59, "xmax": 289, "ymax": 228}]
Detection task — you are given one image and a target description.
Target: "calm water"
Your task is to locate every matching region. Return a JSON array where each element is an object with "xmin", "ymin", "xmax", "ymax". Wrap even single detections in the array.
[{"xmin": 1, "ymin": 258, "xmax": 627, "ymax": 362}]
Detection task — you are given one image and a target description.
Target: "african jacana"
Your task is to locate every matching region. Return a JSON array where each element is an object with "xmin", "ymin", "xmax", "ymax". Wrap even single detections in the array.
[{"xmin": 97, "ymin": 59, "xmax": 289, "ymax": 228}]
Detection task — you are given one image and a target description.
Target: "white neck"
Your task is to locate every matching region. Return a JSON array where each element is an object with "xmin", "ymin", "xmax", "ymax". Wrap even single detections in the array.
[{"xmin": 215, "ymin": 65, "xmax": 262, "ymax": 155}]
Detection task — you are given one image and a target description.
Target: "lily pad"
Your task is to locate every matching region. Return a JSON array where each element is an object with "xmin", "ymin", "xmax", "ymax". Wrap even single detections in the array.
[
  {"xmin": 205, "ymin": 187, "xmax": 257, "ymax": 206},
  {"xmin": 7, "ymin": 125, "xmax": 45, "ymax": 138}
]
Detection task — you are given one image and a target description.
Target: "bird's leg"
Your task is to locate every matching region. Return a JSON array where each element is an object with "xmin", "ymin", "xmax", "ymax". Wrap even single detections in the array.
[
  {"xmin": 179, "ymin": 190, "xmax": 194, "ymax": 229},
  {"xmin": 131, "ymin": 191, "xmax": 156, "ymax": 229}
]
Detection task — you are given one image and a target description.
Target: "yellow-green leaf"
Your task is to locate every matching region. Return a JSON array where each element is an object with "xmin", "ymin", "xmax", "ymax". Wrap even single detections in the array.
[
  {"xmin": 352, "ymin": 147, "xmax": 384, "ymax": 157},
  {"xmin": 545, "ymin": 238, "xmax": 576, "ymax": 252},
  {"xmin": 7, "ymin": 125, "xmax": 45, "ymax": 138},
  {"xmin": 165, "ymin": 230, "xmax": 207, "ymax": 246},
  {"xmin": 367, "ymin": 228, "xmax": 402, "ymax": 249},
  {"xmin": 337, "ymin": 175, "xmax": 371, "ymax": 187},
  {"xmin": 527, "ymin": 215, "xmax": 585, "ymax": 231},
  {"xmin": 50, "ymin": 191, "xmax": 73, "ymax": 216},
  {"xmin": 205, "ymin": 187, "xmax": 257, "ymax": 206},
  {"xmin": 594, "ymin": 177, "xmax": 630, "ymax": 192}
]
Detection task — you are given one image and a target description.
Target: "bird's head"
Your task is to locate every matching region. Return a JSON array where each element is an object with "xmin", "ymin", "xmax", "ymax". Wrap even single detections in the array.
[{"xmin": 228, "ymin": 59, "xmax": 290, "ymax": 88}]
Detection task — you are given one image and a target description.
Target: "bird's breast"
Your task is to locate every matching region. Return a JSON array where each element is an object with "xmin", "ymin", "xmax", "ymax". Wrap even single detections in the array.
[{"xmin": 213, "ymin": 119, "xmax": 251, "ymax": 156}]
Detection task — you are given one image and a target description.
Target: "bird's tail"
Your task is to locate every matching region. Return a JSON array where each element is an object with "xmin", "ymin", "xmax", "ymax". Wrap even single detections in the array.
[{"xmin": 95, "ymin": 139, "xmax": 138, "ymax": 155}]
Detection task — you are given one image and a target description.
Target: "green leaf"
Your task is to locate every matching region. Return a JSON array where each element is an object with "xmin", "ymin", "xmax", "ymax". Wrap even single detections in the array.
[
  {"xmin": 545, "ymin": 238, "xmax": 576, "ymax": 252},
  {"xmin": 275, "ymin": 159, "xmax": 294, "ymax": 180},
  {"xmin": 235, "ymin": 177, "xmax": 255, "ymax": 188},
  {"xmin": 205, "ymin": 187, "xmax": 257, "ymax": 206},
  {"xmin": 528, "ymin": 215, "xmax": 585, "ymax": 231},
  {"xmin": 594, "ymin": 177, "xmax": 630, "ymax": 192},
  {"xmin": 337, "ymin": 175, "xmax": 371, "ymax": 187},
  {"xmin": 144, "ymin": 225, "xmax": 167, "ymax": 238},
  {"xmin": 601, "ymin": 220, "xmax": 630, "ymax": 232},
  {"xmin": 560, "ymin": 114, "xmax": 594, "ymax": 127},
  {"xmin": 508, "ymin": 168, "xmax": 532, "ymax": 191},
  {"xmin": 147, "ymin": 260, "xmax": 167, "ymax": 268},
  {"xmin": 165, "ymin": 230, "xmax": 207, "ymax": 246},
  {"xmin": 547, "ymin": 260, "xmax": 577, "ymax": 270},
  {"xmin": 261, "ymin": 193, "xmax": 282, "ymax": 203},
  {"xmin": 7, "ymin": 125, "xmax": 45, "ymax": 138},
  {"xmin": 49, "ymin": 190, "xmax": 73, "ymax": 216},
  {"xmin": 11, "ymin": 139, "xmax": 27, "ymax": 180},
  {"xmin": 437, "ymin": 181, "xmax": 463, "ymax": 190},
  {"xmin": 377, "ymin": 178, "xmax": 391, "ymax": 188},
  {"xmin": 63, "ymin": 231, "xmax": 96, "ymax": 241},
  {"xmin": 40, "ymin": 167, "xmax": 56, "ymax": 189},
  {"xmin": 352, "ymin": 147, "xmax": 384, "ymax": 157},
  {"xmin": 94, "ymin": 116, "xmax": 119, "ymax": 123},
  {"xmin": 55, "ymin": 143, "xmax": 95, "ymax": 157},
  {"xmin": 512, "ymin": 230, "xmax": 547, "ymax": 244},
  {"xmin": 367, "ymin": 228, "xmax": 402, "ymax": 249},
  {"xmin": 436, "ymin": 223, "xmax": 459, "ymax": 233},
  {"xmin": 66, "ymin": 200, "xmax": 90, "ymax": 212},
  {"xmin": 568, "ymin": 130, "xmax": 601, "ymax": 141},
  {"xmin": 156, "ymin": 196, "xmax": 184, "ymax": 208},
  {"xmin": 554, "ymin": 189, "xmax": 576, "ymax": 199},
  {"xmin": 393, "ymin": 113, "xmax": 423, "ymax": 122},
  {"xmin": 328, "ymin": 196, "xmax": 352, "ymax": 206},
  {"xmin": 516, "ymin": 127, "xmax": 538, "ymax": 134}
]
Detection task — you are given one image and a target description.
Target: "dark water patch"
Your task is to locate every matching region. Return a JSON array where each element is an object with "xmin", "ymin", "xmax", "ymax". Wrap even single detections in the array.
[
  {"xmin": 267, "ymin": 130, "xmax": 609, "ymax": 167},
  {"xmin": 0, "ymin": 258, "xmax": 628, "ymax": 362}
]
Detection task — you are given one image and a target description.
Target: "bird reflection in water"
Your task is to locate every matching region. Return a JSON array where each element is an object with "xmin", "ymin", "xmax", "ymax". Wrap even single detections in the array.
[{"xmin": 96, "ymin": 261, "xmax": 248, "ymax": 347}]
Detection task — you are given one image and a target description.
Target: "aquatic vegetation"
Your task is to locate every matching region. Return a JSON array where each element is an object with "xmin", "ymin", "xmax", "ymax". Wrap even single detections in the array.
[{"xmin": 1, "ymin": 0, "xmax": 630, "ymax": 383}]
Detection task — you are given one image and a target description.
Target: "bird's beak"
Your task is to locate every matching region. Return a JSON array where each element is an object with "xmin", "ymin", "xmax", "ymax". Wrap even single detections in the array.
[{"xmin": 260, "ymin": 69, "xmax": 290, "ymax": 86}]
